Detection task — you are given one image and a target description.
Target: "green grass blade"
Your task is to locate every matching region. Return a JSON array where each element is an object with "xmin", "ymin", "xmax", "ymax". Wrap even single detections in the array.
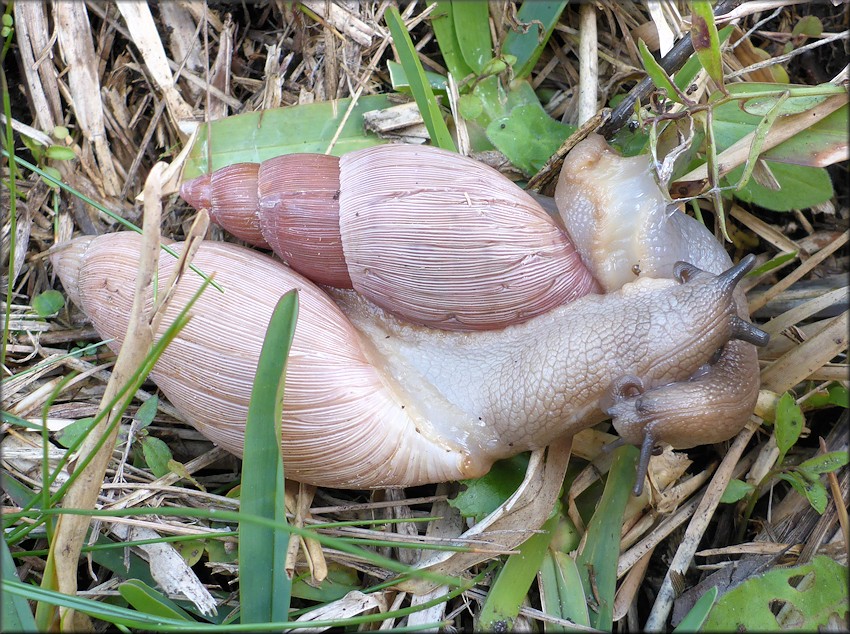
[
  {"xmin": 385, "ymin": 6, "xmax": 456, "ymax": 151},
  {"xmin": 502, "ymin": 1, "xmax": 568, "ymax": 78},
  {"xmin": 2, "ymin": 540, "xmax": 38, "ymax": 632},
  {"xmin": 6, "ymin": 277, "xmax": 208, "ymax": 546},
  {"xmin": 1, "ymin": 58, "xmax": 18, "ymax": 373},
  {"xmin": 674, "ymin": 586, "xmax": 717, "ymax": 632},
  {"xmin": 736, "ymin": 90, "xmax": 790, "ymax": 190},
  {"xmin": 449, "ymin": 0, "xmax": 493, "ymax": 74},
  {"xmin": 638, "ymin": 39, "xmax": 682, "ymax": 104},
  {"xmin": 575, "ymin": 444, "xmax": 639, "ymax": 630},
  {"xmin": 477, "ymin": 513, "xmax": 558, "ymax": 630},
  {"xmin": 183, "ymin": 95, "xmax": 393, "ymax": 180},
  {"xmin": 118, "ymin": 579, "xmax": 193, "ymax": 622},
  {"xmin": 539, "ymin": 550, "xmax": 590, "ymax": 631},
  {"xmin": 387, "ymin": 60, "xmax": 448, "ymax": 94},
  {"xmin": 238, "ymin": 291, "xmax": 298, "ymax": 624},
  {"xmin": 430, "ymin": 2, "xmax": 474, "ymax": 80}
]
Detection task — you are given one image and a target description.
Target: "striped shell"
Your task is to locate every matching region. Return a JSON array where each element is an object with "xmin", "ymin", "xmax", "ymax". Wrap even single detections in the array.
[{"xmin": 181, "ymin": 145, "xmax": 599, "ymax": 330}]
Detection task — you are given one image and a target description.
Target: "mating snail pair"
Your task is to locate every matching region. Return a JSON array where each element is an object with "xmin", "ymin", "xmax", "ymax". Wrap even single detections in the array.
[{"xmin": 51, "ymin": 135, "xmax": 768, "ymax": 491}]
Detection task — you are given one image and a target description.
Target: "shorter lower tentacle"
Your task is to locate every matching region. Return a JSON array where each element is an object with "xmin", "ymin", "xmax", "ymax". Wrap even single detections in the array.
[{"xmin": 606, "ymin": 340, "xmax": 761, "ymax": 495}]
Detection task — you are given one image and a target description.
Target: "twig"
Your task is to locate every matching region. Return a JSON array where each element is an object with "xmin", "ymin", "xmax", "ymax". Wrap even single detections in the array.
[
  {"xmin": 598, "ymin": 0, "xmax": 744, "ymax": 139},
  {"xmin": 727, "ymin": 30, "xmax": 849, "ymax": 79},
  {"xmin": 644, "ymin": 419, "xmax": 760, "ymax": 630}
]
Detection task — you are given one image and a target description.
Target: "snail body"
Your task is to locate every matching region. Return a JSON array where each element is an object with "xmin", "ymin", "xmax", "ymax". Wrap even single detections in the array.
[{"xmin": 52, "ymin": 136, "xmax": 767, "ymax": 489}]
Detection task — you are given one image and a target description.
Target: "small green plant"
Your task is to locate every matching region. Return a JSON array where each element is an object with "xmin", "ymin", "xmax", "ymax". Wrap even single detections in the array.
[
  {"xmin": 633, "ymin": 14, "xmax": 845, "ymax": 219},
  {"xmin": 19, "ymin": 125, "xmax": 76, "ymax": 189},
  {"xmin": 722, "ymin": 390, "xmax": 849, "ymax": 536},
  {"xmin": 386, "ymin": 1, "xmax": 575, "ymax": 173}
]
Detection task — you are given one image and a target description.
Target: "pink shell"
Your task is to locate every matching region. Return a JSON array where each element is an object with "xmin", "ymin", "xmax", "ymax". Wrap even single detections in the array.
[
  {"xmin": 257, "ymin": 154, "xmax": 352, "ymax": 288},
  {"xmin": 338, "ymin": 145, "xmax": 600, "ymax": 330},
  {"xmin": 52, "ymin": 233, "xmax": 478, "ymax": 488},
  {"xmin": 181, "ymin": 164, "xmax": 268, "ymax": 248}
]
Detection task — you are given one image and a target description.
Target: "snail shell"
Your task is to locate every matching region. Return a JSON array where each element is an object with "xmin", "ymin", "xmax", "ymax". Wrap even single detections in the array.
[
  {"xmin": 51, "ymin": 136, "xmax": 766, "ymax": 489},
  {"xmin": 182, "ymin": 145, "xmax": 599, "ymax": 331}
]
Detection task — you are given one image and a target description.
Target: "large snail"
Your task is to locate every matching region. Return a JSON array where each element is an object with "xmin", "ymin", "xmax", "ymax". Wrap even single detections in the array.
[{"xmin": 51, "ymin": 135, "xmax": 767, "ymax": 490}]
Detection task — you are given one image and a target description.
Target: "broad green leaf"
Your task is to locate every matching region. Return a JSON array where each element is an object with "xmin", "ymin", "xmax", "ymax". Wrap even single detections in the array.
[
  {"xmin": 479, "ymin": 55, "xmax": 515, "ymax": 79},
  {"xmin": 173, "ymin": 539, "xmax": 204, "ymax": 566},
  {"xmin": 183, "ymin": 95, "xmax": 393, "ymax": 180},
  {"xmin": 0, "ymin": 469, "xmax": 36, "ymax": 508},
  {"xmin": 141, "ymin": 436, "xmax": 173, "ymax": 479},
  {"xmin": 478, "ymin": 513, "xmax": 559, "ymax": 630},
  {"xmin": 674, "ymin": 586, "xmax": 718, "ymax": 632},
  {"xmin": 239, "ymin": 291, "xmax": 298, "ymax": 624},
  {"xmin": 674, "ymin": 25, "xmax": 734, "ymax": 91},
  {"xmin": 458, "ymin": 93, "xmax": 484, "ymax": 120},
  {"xmin": 720, "ymin": 478, "xmax": 754, "ymax": 504},
  {"xmin": 777, "ymin": 472, "xmax": 828, "ymax": 514},
  {"xmin": 690, "ymin": 1, "xmax": 725, "ymax": 91},
  {"xmin": 797, "ymin": 451, "xmax": 849, "ymax": 475},
  {"xmin": 40, "ymin": 165, "xmax": 62, "ymax": 189},
  {"xmin": 205, "ymin": 539, "xmax": 237, "ymax": 564},
  {"xmin": 704, "ymin": 556, "xmax": 847, "ymax": 631},
  {"xmin": 451, "ymin": 0, "xmax": 493, "ymax": 74},
  {"xmin": 88, "ymin": 535, "xmax": 158, "ymax": 588},
  {"xmin": 763, "ymin": 104, "xmax": 849, "ymax": 167},
  {"xmin": 712, "ymin": 85, "xmax": 839, "ymax": 210},
  {"xmin": 118, "ymin": 579, "xmax": 193, "ymax": 622},
  {"xmin": 2, "ymin": 539, "xmax": 38, "ymax": 632},
  {"xmin": 20, "ymin": 134, "xmax": 44, "ymax": 162},
  {"xmin": 803, "ymin": 383, "xmax": 849, "ymax": 410},
  {"xmin": 385, "ymin": 6, "xmax": 456, "ymax": 151},
  {"xmin": 742, "ymin": 93, "xmax": 828, "ymax": 117},
  {"xmin": 736, "ymin": 91, "xmax": 790, "ymax": 191},
  {"xmin": 638, "ymin": 39, "xmax": 682, "ymax": 103},
  {"xmin": 539, "ymin": 550, "xmax": 590, "ymax": 631},
  {"xmin": 44, "ymin": 145, "xmax": 76, "ymax": 161},
  {"xmin": 448, "ymin": 454, "xmax": 529, "ymax": 522},
  {"xmin": 133, "ymin": 396, "xmax": 158, "ymax": 429},
  {"xmin": 725, "ymin": 161, "xmax": 833, "ymax": 212},
  {"xmin": 55, "ymin": 417, "xmax": 96, "ymax": 449},
  {"xmin": 31, "ymin": 290, "xmax": 64, "ymax": 318},
  {"xmin": 774, "ymin": 392, "xmax": 804, "ymax": 463},
  {"xmin": 486, "ymin": 103, "xmax": 575, "ymax": 174},
  {"xmin": 827, "ymin": 383, "xmax": 848, "ymax": 408},
  {"xmin": 291, "ymin": 563, "xmax": 360, "ymax": 602},
  {"xmin": 576, "ymin": 445, "xmax": 638, "ymax": 630},
  {"xmin": 711, "ymin": 85, "xmax": 847, "ymax": 170},
  {"xmin": 430, "ymin": 2, "xmax": 475, "ymax": 80},
  {"xmin": 792, "ymin": 15, "xmax": 823, "ymax": 38},
  {"xmin": 502, "ymin": 1, "xmax": 568, "ymax": 79},
  {"xmin": 166, "ymin": 459, "xmax": 205, "ymax": 491}
]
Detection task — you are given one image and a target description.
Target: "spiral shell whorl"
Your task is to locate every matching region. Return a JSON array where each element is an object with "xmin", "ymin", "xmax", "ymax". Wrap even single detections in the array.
[
  {"xmin": 257, "ymin": 154, "xmax": 352, "ymax": 288},
  {"xmin": 338, "ymin": 145, "xmax": 600, "ymax": 330}
]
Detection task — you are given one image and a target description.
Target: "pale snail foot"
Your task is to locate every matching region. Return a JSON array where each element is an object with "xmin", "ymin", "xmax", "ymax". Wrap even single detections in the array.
[{"xmin": 604, "ymin": 255, "xmax": 770, "ymax": 496}]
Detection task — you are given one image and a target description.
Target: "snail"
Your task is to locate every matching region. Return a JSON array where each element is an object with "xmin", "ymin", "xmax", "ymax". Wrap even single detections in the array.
[{"xmin": 51, "ymin": 135, "xmax": 767, "ymax": 490}]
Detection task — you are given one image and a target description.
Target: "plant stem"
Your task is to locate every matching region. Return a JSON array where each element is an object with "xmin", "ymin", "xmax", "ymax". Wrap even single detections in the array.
[{"xmin": 599, "ymin": 0, "xmax": 744, "ymax": 139}]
